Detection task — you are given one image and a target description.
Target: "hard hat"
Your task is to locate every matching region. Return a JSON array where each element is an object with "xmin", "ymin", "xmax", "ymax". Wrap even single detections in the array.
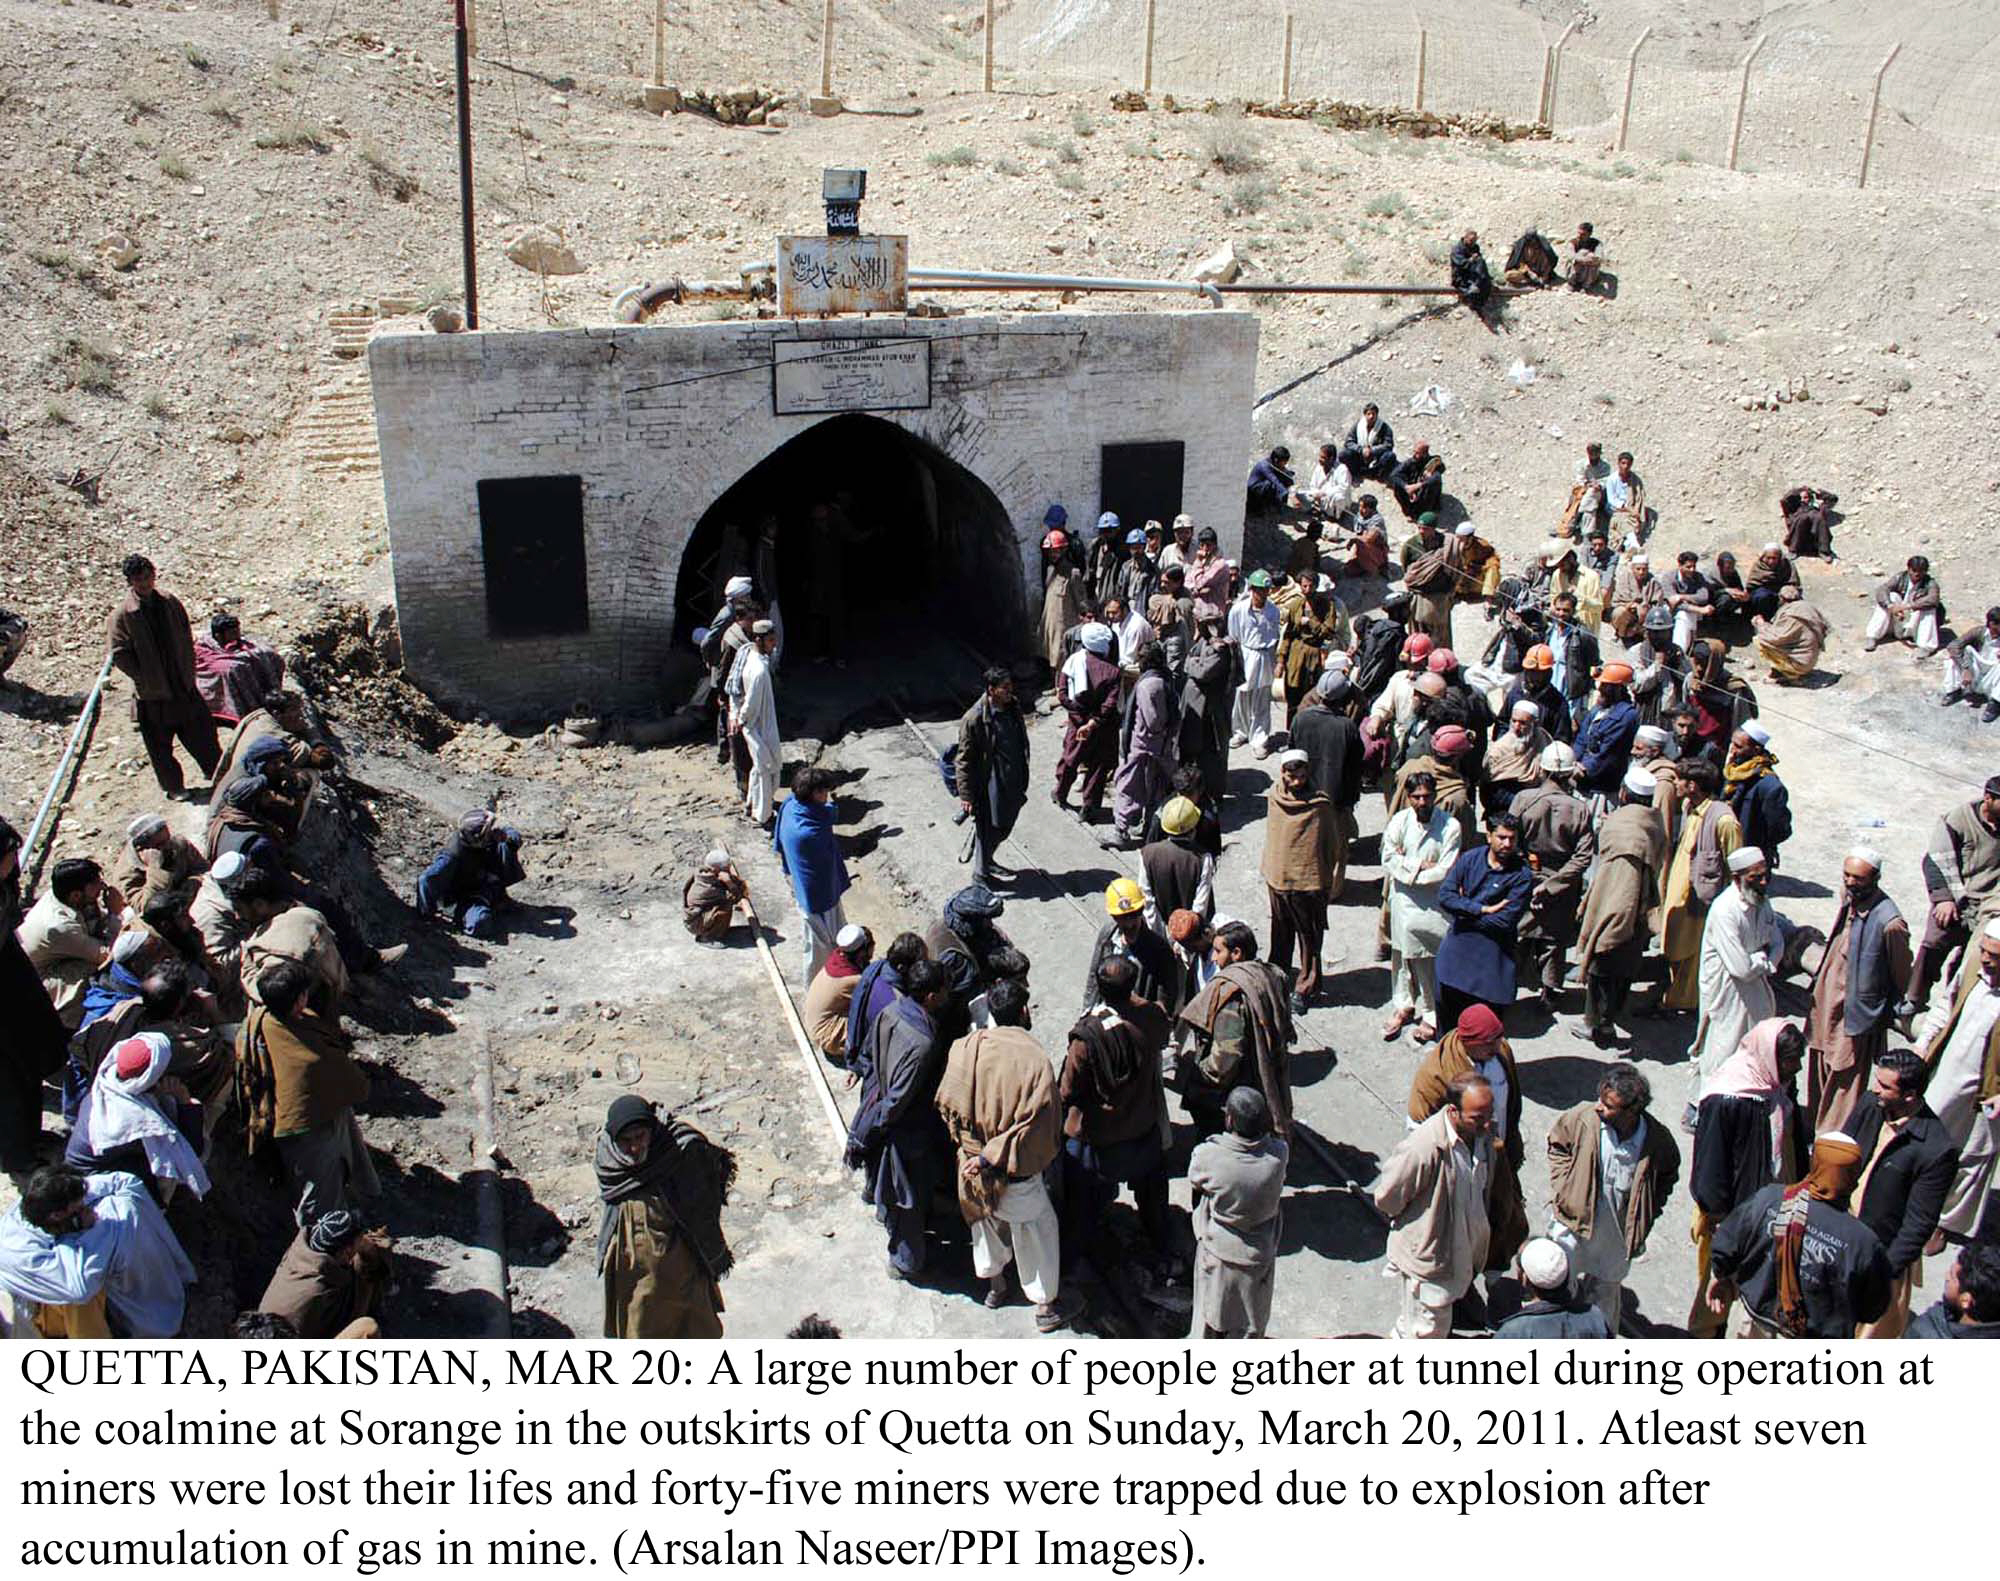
[
  {"xmin": 1158, "ymin": 796, "xmax": 1200, "ymax": 836},
  {"xmin": 1427, "ymin": 648, "xmax": 1457, "ymax": 673},
  {"xmin": 1042, "ymin": 528, "xmax": 1070, "ymax": 552},
  {"xmin": 1539, "ymin": 741, "xmax": 1577, "ymax": 775},
  {"xmin": 1595, "ymin": 660, "xmax": 1635, "ymax": 685},
  {"xmin": 1105, "ymin": 877, "xmax": 1145, "ymax": 918},
  {"xmin": 1522, "ymin": 643, "xmax": 1554, "ymax": 671}
]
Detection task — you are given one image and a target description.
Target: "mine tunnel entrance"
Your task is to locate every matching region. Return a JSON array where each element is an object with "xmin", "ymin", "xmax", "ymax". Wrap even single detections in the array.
[{"xmin": 675, "ymin": 414, "xmax": 1026, "ymax": 668}]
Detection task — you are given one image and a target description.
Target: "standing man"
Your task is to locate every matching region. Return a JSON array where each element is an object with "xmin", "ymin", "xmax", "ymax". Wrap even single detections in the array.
[
  {"xmin": 1807, "ymin": 848, "xmax": 1911, "ymax": 1130},
  {"xmin": 1081, "ymin": 879, "xmax": 1182, "ymax": 1017},
  {"xmin": 1656, "ymin": 760, "xmax": 1742, "ymax": 1014},
  {"xmin": 1545, "ymin": 1064, "xmax": 1680, "ymax": 1332},
  {"xmin": 732, "ymin": 619, "xmax": 782, "ymax": 829},
  {"xmin": 1138, "ymin": 798, "xmax": 1214, "ymax": 933},
  {"xmin": 1916, "ymin": 918, "xmax": 2000, "ymax": 1249},
  {"xmin": 1228, "ymin": 571, "xmax": 1283, "ymax": 756},
  {"xmin": 1901, "ymin": 777, "xmax": 2000, "ymax": 1022},
  {"xmin": 934, "ymin": 979, "xmax": 1077, "ymax": 1332},
  {"xmin": 1112, "ymin": 642, "xmax": 1177, "ymax": 848},
  {"xmin": 845, "ymin": 959, "xmax": 953, "ymax": 1280},
  {"xmin": 1511, "ymin": 747, "xmax": 1596, "ymax": 1011},
  {"xmin": 1053, "ymin": 623, "xmax": 1121, "ymax": 823},
  {"xmin": 1434, "ymin": 813, "xmax": 1535, "ymax": 1030},
  {"xmin": 1262, "ymin": 750, "xmax": 1340, "ymax": 1016},
  {"xmin": 1722, "ymin": 722, "xmax": 1790, "ymax": 868},
  {"xmin": 1846, "ymin": 1050, "xmax": 1959, "ymax": 1338},
  {"xmin": 1188, "ymin": 1087, "xmax": 1288, "ymax": 1339},
  {"xmin": 1690, "ymin": 848, "xmax": 1784, "ymax": 1107},
  {"xmin": 1573, "ymin": 768, "xmax": 1667, "ymax": 1047},
  {"xmin": 1407, "ymin": 1005, "xmax": 1528, "ymax": 1276},
  {"xmin": 1375, "ymin": 1073, "xmax": 1496, "ymax": 1338},
  {"xmin": 1865, "ymin": 554, "xmax": 1942, "ymax": 655},
  {"xmin": 1572, "ymin": 662, "xmax": 1640, "ymax": 799},
  {"xmin": 1381, "ymin": 772, "xmax": 1461, "ymax": 1043},
  {"xmin": 109, "ymin": 554, "xmax": 221, "ymax": 798},
  {"xmin": 774, "ymin": 767, "xmax": 850, "ymax": 986},
  {"xmin": 1494, "ymin": 1240, "xmax": 1611, "ymax": 1339},
  {"xmin": 957, "ymin": 666, "xmax": 1030, "ymax": 889},
  {"xmin": 1060, "ymin": 959, "xmax": 1174, "ymax": 1273},
  {"xmin": 1175, "ymin": 922, "xmax": 1295, "ymax": 1141}
]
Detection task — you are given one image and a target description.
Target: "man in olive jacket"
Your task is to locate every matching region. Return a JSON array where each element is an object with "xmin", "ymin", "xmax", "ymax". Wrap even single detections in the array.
[{"xmin": 1546, "ymin": 1063, "xmax": 1680, "ymax": 1332}]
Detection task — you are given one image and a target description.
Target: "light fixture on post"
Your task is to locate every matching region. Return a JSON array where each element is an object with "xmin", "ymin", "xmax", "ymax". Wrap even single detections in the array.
[{"xmin": 822, "ymin": 167, "xmax": 866, "ymax": 237}]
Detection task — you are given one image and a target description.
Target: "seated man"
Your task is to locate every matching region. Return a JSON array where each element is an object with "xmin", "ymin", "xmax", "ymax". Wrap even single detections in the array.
[
  {"xmin": 69, "ymin": 957, "xmax": 231, "ymax": 1124},
  {"xmin": 681, "ymin": 848, "xmax": 749, "ymax": 946},
  {"xmin": 209, "ymin": 690, "xmax": 335, "ymax": 823},
  {"xmin": 1604, "ymin": 450, "xmax": 1646, "ymax": 540},
  {"xmin": 258, "ymin": 1210, "xmax": 392, "ymax": 1340},
  {"xmin": 1245, "ymin": 446, "xmax": 1294, "ymax": 515},
  {"xmin": 1780, "ymin": 484, "xmax": 1838, "ymax": 562},
  {"xmin": 1500, "ymin": 229, "xmax": 1558, "ymax": 288},
  {"xmin": 1865, "ymin": 555, "xmax": 1942, "ymax": 655},
  {"xmin": 1289, "ymin": 441, "xmax": 1352, "ymax": 521},
  {"xmin": 1941, "ymin": 606, "xmax": 2000, "ymax": 723},
  {"xmin": 1336, "ymin": 494, "xmax": 1392, "ymax": 577},
  {"xmin": 1752, "ymin": 585, "xmax": 1830, "ymax": 687},
  {"xmin": 18, "ymin": 857, "xmax": 122, "ymax": 1031},
  {"xmin": 0, "ymin": 1167, "xmax": 195, "ymax": 1339},
  {"xmin": 1388, "ymin": 443, "xmax": 1446, "ymax": 523},
  {"xmin": 66, "ymin": 1032, "xmax": 211, "ymax": 1204},
  {"xmin": 1663, "ymin": 550, "xmax": 1714, "ymax": 653},
  {"xmin": 1338, "ymin": 404, "xmax": 1396, "ymax": 482},
  {"xmin": 1565, "ymin": 223, "xmax": 1603, "ymax": 292},
  {"xmin": 1906, "ymin": 1242, "xmax": 2000, "ymax": 1339},
  {"xmin": 1706, "ymin": 550, "xmax": 1752, "ymax": 633},
  {"xmin": 1742, "ymin": 543, "xmax": 1800, "ymax": 622},
  {"xmin": 1449, "ymin": 230, "xmax": 1493, "ymax": 309},
  {"xmin": 193, "ymin": 611, "xmax": 284, "ymax": 729},
  {"xmin": 416, "ymin": 809, "xmax": 527, "ymax": 939},
  {"xmin": 0, "ymin": 606, "xmax": 27, "ymax": 683},
  {"xmin": 803, "ymin": 924, "xmax": 873, "ymax": 1062},
  {"xmin": 1564, "ymin": 442, "xmax": 1612, "ymax": 538},
  {"xmin": 111, "ymin": 811, "xmax": 208, "ymax": 912}
]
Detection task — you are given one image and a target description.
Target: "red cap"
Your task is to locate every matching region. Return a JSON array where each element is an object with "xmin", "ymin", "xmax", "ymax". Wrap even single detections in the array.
[
  {"xmin": 113, "ymin": 1036, "xmax": 154, "ymax": 1081},
  {"xmin": 1455, "ymin": 1005, "xmax": 1505, "ymax": 1045},
  {"xmin": 1431, "ymin": 725, "xmax": 1472, "ymax": 756},
  {"xmin": 1042, "ymin": 529, "xmax": 1069, "ymax": 552}
]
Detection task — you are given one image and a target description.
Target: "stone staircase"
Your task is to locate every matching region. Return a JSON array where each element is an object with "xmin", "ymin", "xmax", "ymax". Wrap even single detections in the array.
[{"xmin": 297, "ymin": 363, "xmax": 382, "ymax": 479}]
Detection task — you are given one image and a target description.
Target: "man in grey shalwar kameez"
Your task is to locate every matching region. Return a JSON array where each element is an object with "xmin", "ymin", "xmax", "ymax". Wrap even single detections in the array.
[
  {"xmin": 1188, "ymin": 1087, "xmax": 1289, "ymax": 1337},
  {"xmin": 1112, "ymin": 642, "xmax": 1178, "ymax": 846}
]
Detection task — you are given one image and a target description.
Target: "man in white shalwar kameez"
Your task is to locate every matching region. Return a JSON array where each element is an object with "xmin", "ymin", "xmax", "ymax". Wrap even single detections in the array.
[
  {"xmin": 1917, "ymin": 918, "xmax": 2000, "ymax": 1241},
  {"xmin": 1689, "ymin": 846, "xmax": 1783, "ymax": 1106},
  {"xmin": 0, "ymin": 1169, "xmax": 195, "ymax": 1338},
  {"xmin": 1227, "ymin": 571, "xmax": 1283, "ymax": 756},
  {"xmin": 733, "ymin": 620, "xmax": 781, "ymax": 828},
  {"xmin": 1380, "ymin": 774, "xmax": 1461, "ymax": 1041}
]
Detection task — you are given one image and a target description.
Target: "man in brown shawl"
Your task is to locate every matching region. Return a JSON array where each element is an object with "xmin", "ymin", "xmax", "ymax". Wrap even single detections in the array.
[
  {"xmin": 1261, "ymin": 750, "xmax": 1340, "ymax": 1014},
  {"xmin": 1481, "ymin": 701, "xmax": 1552, "ymax": 817},
  {"xmin": 111, "ymin": 813, "xmax": 208, "ymax": 913},
  {"xmin": 682, "ymin": 848, "xmax": 749, "ymax": 945},
  {"xmin": 237, "ymin": 959, "xmax": 377, "ymax": 1223},
  {"xmin": 108, "ymin": 553, "xmax": 221, "ymax": 798},
  {"xmin": 1656, "ymin": 759, "xmax": 1741, "ymax": 1011},
  {"xmin": 1406, "ymin": 1004, "xmax": 1528, "ymax": 1273},
  {"xmin": 208, "ymin": 690, "xmax": 334, "ymax": 826},
  {"xmin": 1751, "ymin": 585, "xmax": 1830, "ymax": 684},
  {"xmin": 935, "ymin": 979, "xmax": 1077, "ymax": 1331},
  {"xmin": 1807, "ymin": 849, "xmax": 1911, "ymax": 1131},
  {"xmin": 1175, "ymin": 921, "xmax": 1295, "ymax": 1141},
  {"xmin": 1575, "ymin": 767, "xmax": 1669, "ymax": 1046},
  {"xmin": 1059, "ymin": 958, "xmax": 1173, "ymax": 1272},
  {"xmin": 597, "ymin": 1094, "xmax": 732, "ymax": 1338},
  {"xmin": 258, "ymin": 1209, "xmax": 390, "ymax": 1339}
]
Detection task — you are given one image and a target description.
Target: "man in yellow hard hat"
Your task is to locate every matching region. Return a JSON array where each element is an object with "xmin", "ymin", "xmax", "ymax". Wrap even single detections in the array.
[
  {"xmin": 1081, "ymin": 877, "xmax": 1182, "ymax": 1016},
  {"xmin": 1138, "ymin": 796, "xmax": 1215, "ymax": 933}
]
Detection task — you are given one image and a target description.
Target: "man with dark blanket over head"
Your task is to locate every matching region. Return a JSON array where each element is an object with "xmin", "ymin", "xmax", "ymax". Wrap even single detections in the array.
[{"xmin": 597, "ymin": 1094, "xmax": 734, "ymax": 1338}]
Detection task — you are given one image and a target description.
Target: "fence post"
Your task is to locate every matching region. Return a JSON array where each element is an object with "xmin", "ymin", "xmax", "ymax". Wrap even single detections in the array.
[
  {"xmin": 1727, "ymin": 35, "xmax": 1765, "ymax": 170},
  {"xmin": 652, "ymin": 0, "xmax": 667, "ymax": 85},
  {"xmin": 1616, "ymin": 26, "xmax": 1650, "ymax": 151},
  {"xmin": 1412, "ymin": 29, "xmax": 1427, "ymax": 111},
  {"xmin": 1142, "ymin": 0, "xmax": 1156, "ymax": 93},
  {"xmin": 1537, "ymin": 45, "xmax": 1553, "ymax": 124},
  {"xmin": 466, "ymin": 0, "xmax": 477, "ymax": 57},
  {"xmin": 265, "ymin": 0, "xmax": 277, "ymax": 18},
  {"xmin": 1542, "ymin": 19, "xmax": 1577, "ymax": 125},
  {"xmin": 1858, "ymin": 41, "xmax": 1901, "ymax": 188},
  {"xmin": 983, "ymin": 0, "xmax": 995, "ymax": 92},
  {"xmin": 820, "ymin": 0, "xmax": 835, "ymax": 99},
  {"xmin": 1281, "ymin": 14, "xmax": 1294, "ymax": 102}
]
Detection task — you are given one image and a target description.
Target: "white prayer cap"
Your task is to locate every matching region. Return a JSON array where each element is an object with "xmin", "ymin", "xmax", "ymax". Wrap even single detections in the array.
[
  {"xmin": 751, "ymin": 619, "xmax": 775, "ymax": 636},
  {"xmin": 1538, "ymin": 742, "xmax": 1576, "ymax": 775},
  {"xmin": 1628, "ymin": 550, "xmax": 1649, "ymax": 565},
  {"xmin": 111, "ymin": 929, "xmax": 152, "ymax": 965},
  {"xmin": 127, "ymin": 813, "xmax": 168, "ymax": 843},
  {"xmin": 1847, "ymin": 846, "xmax": 1885, "ymax": 872},
  {"xmin": 210, "ymin": 851, "xmax": 248, "ymax": 884},
  {"xmin": 1080, "ymin": 622, "xmax": 1115, "ymax": 656},
  {"xmin": 1519, "ymin": 1238, "xmax": 1570, "ymax": 1292},
  {"xmin": 1727, "ymin": 845, "xmax": 1767, "ymax": 873},
  {"xmin": 835, "ymin": 923, "xmax": 869, "ymax": 951},
  {"xmin": 1623, "ymin": 766, "xmax": 1658, "ymax": 796},
  {"xmin": 1276, "ymin": 748, "xmax": 1310, "ymax": 768},
  {"xmin": 724, "ymin": 575, "xmax": 754, "ymax": 597},
  {"xmin": 1510, "ymin": 699, "xmax": 1540, "ymax": 721},
  {"xmin": 1741, "ymin": 720, "xmax": 1772, "ymax": 746},
  {"xmin": 1454, "ymin": 522, "xmax": 1477, "ymax": 537},
  {"xmin": 703, "ymin": 847, "xmax": 732, "ymax": 868},
  {"xmin": 1762, "ymin": 541, "xmax": 1783, "ymax": 554},
  {"xmin": 1635, "ymin": 724, "xmax": 1671, "ymax": 748},
  {"xmin": 1985, "ymin": 917, "xmax": 2000, "ymax": 943},
  {"xmin": 1323, "ymin": 650, "xmax": 1352, "ymax": 673}
]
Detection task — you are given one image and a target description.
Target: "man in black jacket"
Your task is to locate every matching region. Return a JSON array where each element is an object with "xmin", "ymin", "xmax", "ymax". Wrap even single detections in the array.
[
  {"xmin": 1845, "ymin": 1049, "xmax": 1960, "ymax": 1337},
  {"xmin": 1288, "ymin": 673, "xmax": 1364, "ymax": 818},
  {"xmin": 1906, "ymin": 1243, "xmax": 2000, "ymax": 1339},
  {"xmin": 956, "ymin": 667, "xmax": 1031, "ymax": 888}
]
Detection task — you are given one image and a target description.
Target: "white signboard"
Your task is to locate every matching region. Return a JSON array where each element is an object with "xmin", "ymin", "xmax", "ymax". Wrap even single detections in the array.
[
  {"xmin": 772, "ymin": 338, "xmax": 932, "ymax": 416},
  {"xmin": 777, "ymin": 234, "xmax": 910, "ymax": 317}
]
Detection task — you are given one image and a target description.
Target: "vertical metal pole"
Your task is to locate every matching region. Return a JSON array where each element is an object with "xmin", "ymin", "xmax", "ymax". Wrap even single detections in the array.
[
  {"xmin": 653, "ymin": 0, "xmax": 667, "ymax": 85},
  {"xmin": 1544, "ymin": 19, "xmax": 1577, "ymax": 127},
  {"xmin": 1413, "ymin": 28, "xmax": 1427, "ymax": 111},
  {"xmin": 1616, "ymin": 26, "xmax": 1650, "ymax": 152},
  {"xmin": 1143, "ymin": 0, "xmax": 1156, "ymax": 93},
  {"xmin": 1727, "ymin": 35, "xmax": 1765, "ymax": 170},
  {"xmin": 466, "ymin": 0, "xmax": 478, "ymax": 58},
  {"xmin": 1858, "ymin": 41, "xmax": 1901, "ymax": 189},
  {"xmin": 820, "ymin": 0, "xmax": 835, "ymax": 99},
  {"xmin": 983, "ymin": 0, "xmax": 995, "ymax": 93},
  {"xmin": 1537, "ymin": 45, "xmax": 1553, "ymax": 125},
  {"xmin": 1281, "ymin": 15, "xmax": 1294, "ymax": 102},
  {"xmin": 454, "ymin": 0, "xmax": 479, "ymax": 330}
]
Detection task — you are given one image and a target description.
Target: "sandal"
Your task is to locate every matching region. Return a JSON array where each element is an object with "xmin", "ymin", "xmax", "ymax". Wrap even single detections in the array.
[
  {"xmin": 1382, "ymin": 1009, "xmax": 1414, "ymax": 1041},
  {"xmin": 1412, "ymin": 1021, "xmax": 1437, "ymax": 1043}
]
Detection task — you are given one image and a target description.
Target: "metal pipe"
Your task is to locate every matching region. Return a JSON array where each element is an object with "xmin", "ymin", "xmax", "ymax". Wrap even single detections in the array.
[
  {"xmin": 454, "ymin": 0, "xmax": 479, "ymax": 329},
  {"xmin": 1858, "ymin": 41, "xmax": 1902, "ymax": 189},
  {"xmin": 21, "ymin": 654, "xmax": 113, "ymax": 900},
  {"xmin": 1544, "ymin": 18, "xmax": 1578, "ymax": 126},
  {"xmin": 1728, "ymin": 35, "xmax": 1766, "ymax": 170},
  {"xmin": 1617, "ymin": 26, "xmax": 1652, "ymax": 152}
]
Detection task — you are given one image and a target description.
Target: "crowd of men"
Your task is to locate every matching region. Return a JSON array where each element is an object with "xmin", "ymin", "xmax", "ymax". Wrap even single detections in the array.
[
  {"xmin": 656, "ymin": 405, "xmax": 1999, "ymax": 1340},
  {"xmin": 0, "ymin": 555, "xmax": 533, "ymax": 1338}
]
